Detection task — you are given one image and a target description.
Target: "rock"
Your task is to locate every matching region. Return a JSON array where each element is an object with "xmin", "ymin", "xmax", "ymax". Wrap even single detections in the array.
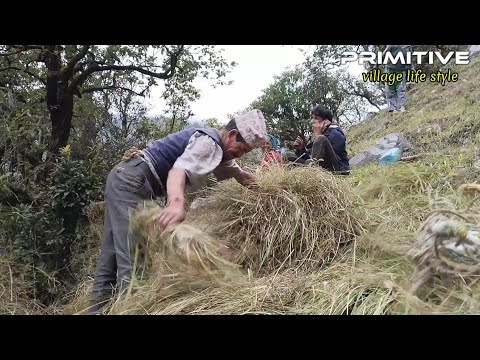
[
  {"xmin": 350, "ymin": 132, "xmax": 414, "ymax": 167},
  {"xmin": 350, "ymin": 152, "xmax": 378, "ymax": 167}
]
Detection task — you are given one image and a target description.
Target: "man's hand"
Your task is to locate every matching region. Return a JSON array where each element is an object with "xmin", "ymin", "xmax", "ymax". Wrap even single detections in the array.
[
  {"xmin": 156, "ymin": 202, "xmax": 186, "ymax": 231},
  {"xmin": 157, "ymin": 168, "xmax": 187, "ymax": 231},
  {"xmin": 293, "ymin": 136, "xmax": 305, "ymax": 150},
  {"xmin": 313, "ymin": 120, "xmax": 330, "ymax": 137},
  {"xmin": 312, "ymin": 122, "xmax": 323, "ymax": 137},
  {"xmin": 236, "ymin": 170, "xmax": 257, "ymax": 189}
]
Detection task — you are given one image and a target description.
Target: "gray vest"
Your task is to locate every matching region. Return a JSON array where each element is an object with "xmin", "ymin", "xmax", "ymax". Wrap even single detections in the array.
[{"xmin": 143, "ymin": 127, "xmax": 222, "ymax": 189}]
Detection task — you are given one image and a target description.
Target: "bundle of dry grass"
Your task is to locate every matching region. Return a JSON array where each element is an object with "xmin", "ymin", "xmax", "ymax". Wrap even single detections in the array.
[
  {"xmin": 189, "ymin": 165, "xmax": 365, "ymax": 274},
  {"xmin": 66, "ymin": 173, "xmax": 480, "ymax": 316},
  {"xmin": 95, "ymin": 167, "xmax": 363, "ymax": 314},
  {"xmin": 129, "ymin": 202, "xmax": 244, "ymax": 288},
  {"xmin": 107, "ymin": 243, "xmax": 420, "ymax": 315}
]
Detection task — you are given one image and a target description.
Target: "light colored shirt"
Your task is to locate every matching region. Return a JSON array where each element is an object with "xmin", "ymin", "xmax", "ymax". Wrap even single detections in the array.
[{"xmin": 172, "ymin": 131, "xmax": 244, "ymax": 189}]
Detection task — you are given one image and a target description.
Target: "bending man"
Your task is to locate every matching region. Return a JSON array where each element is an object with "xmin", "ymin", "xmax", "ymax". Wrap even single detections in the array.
[{"xmin": 89, "ymin": 110, "xmax": 269, "ymax": 313}]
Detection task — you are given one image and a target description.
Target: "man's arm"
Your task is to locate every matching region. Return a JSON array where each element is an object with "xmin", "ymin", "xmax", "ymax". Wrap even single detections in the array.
[
  {"xmin": 293, "ymin": 136, "xmax": 310, "ymax": 160},
  {"xmin": 213, "ymin": 159, "xmax": 257, "ymax": 188},
  {"xmin": 156, "ymin": 168, "xmax": 187, "ymax": 230},
  {"xmin": 156, "ymin": 132, "xmax": 223, "ymax": 229}
]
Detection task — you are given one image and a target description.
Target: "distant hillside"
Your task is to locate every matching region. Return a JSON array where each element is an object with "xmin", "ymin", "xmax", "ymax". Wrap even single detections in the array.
[{"xmin": 347, "ymin": 57, "xmax": 480, "ymax": 158}]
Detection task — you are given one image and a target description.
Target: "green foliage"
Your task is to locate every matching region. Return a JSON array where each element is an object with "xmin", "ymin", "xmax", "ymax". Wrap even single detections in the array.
[
  {"xmin": 204, "ymin": 118, "xmax": 225, "ymax": 130},
  {"xmin": 1, "ymin": 202, "xmax": 64, "ymax": 303},
  {"xmin": 48, "ymin": 146, "xmax": 106, "ymax": 216},
  {"xmin": 0, "ymin": 175, "xmax": 13, "ymax": 202},
  {"xmin": 0, "ymin": 45, "xmax": 238, "ymax": 306},
  {"xmin": 247, "ymin": 45, "xmax": 385, "ymax": 144},
  {"xmin": 0, "ymin": 147, "xmax": 111, "ymax": 304},
  {"xmin": 135, "ymin": 116, "xmax": 189, "ymax": 146},
  {"xmin": 0, "ymin": 45, "xmax": 235, "ymax": 141}
]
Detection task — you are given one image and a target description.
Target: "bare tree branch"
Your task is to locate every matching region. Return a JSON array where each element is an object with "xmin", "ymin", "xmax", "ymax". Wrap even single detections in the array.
[
  {"xmin": 73, "ymin": 60, "xmax": 89, "ymax": 74},
  {"xmin": 0, "ymin": 66, "xmax": 46, "ymax": 85},
  {"xmin": 81, "ymin": 85, "xmax": 147, "ymax": 97},
  {"xmin": 71, "ymin": 63, "xmax": 173, "ymax": 91},
  {"xmin": 61, "ymin": 45, "xmax": 90, "ymax": 80},
  {"xmin": 70, "ymin": 46, "xmax": 184, "ymax": 91},
  {"xmin": 346, "ymin": 88, "xmax": 382, "ymax": 110},
  {"xmin": 98, "ymin": 64, "xmax": 177, "ymax": 78}
]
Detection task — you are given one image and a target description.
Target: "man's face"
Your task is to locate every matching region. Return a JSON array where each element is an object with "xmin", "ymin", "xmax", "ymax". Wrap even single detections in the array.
[
  {"xmin": 311, "ymin": 116, "xmax": 330, "ymax": 136},
  {"xmin": 222, "ymin": 130, "xmax": 253, "ymax": 161}
]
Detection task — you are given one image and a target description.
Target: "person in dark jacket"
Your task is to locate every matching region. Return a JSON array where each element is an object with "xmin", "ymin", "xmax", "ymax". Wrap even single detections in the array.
[
  {"xmin": 89, "ymin": 109, "xmax": 269, "ymax": 314},
  {"xmin": 286, "ymin": 104, "xmax": 350, "ymax": 174}
]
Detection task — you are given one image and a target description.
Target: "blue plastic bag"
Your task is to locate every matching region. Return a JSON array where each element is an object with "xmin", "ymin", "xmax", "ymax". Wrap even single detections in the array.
[{"xmin": 379, "ymin": 147, "xmax": 402, "ymax": 166}]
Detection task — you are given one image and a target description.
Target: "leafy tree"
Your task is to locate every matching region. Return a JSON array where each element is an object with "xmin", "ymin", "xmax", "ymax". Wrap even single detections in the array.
[
  {"xmin": 0, "ymin": 45, "xmax": 235, "ymax": 154},
  {"xmin": 204, "ymin": 118, "xmax": 224, "ymax": 130},
  {"xmin": 249, "ymin": 45, "xmax": 380, "ymax": 142}
]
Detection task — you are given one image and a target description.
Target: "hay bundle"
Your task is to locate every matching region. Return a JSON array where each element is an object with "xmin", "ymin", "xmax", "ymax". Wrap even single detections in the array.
[
  {"xmin": 65, "ymin": 166, "xmax": 365, "ymax": 315},
  {"xmin": 129, "ymin": 203, "xmax": 244, "ymax": 289},
  {"xmin": 191, "ymin": 165, "xmax": 364, "ymax": 274},
  {"xmin": 109, "ymin": 272, "xmax": 292, "ymax": 315}
]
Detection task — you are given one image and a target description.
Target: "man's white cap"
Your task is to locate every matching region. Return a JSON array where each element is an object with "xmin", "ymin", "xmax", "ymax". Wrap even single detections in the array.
[{"xmin": 235, "ymin": 109, "xmax": 269, "ymax": 148}]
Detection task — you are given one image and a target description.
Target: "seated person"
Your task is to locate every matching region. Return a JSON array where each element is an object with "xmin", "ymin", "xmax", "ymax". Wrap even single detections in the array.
[
  {"xmin": 285, "ymin": 104, "xmax": 350, "ymax": 175},
  {"xmin": 260, "ymin": 134, "xmax": 283, "ymax": 168}
]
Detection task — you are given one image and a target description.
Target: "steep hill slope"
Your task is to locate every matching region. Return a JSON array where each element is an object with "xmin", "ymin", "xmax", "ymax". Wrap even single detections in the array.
[
  {"xmin": 61, "ymin": 55, "xmax": 480, "ymax": 315},
  {"xmin": 347, "ymin": 57, "xmax": 480, "ymax": 158}
]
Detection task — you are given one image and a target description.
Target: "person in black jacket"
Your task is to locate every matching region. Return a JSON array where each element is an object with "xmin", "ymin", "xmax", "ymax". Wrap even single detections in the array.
[{"xmin": 286, "ymin": 104, "xmax": 350, "ymax": 174}]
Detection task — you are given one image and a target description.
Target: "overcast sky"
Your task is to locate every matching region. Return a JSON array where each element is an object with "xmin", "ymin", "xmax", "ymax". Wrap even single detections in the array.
[{"xmin": 146, "ymin": 45, "xmax": 364, "ymax": 124}]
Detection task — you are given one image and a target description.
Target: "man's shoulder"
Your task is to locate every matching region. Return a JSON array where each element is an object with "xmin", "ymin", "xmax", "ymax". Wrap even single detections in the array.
[
  {"xmin": 326, "ymin": 125, "xmax": 346, "ymax": 136},
  {"xmin": 193, "ymin": 127, "xmax": 222, "ymax": 144}
]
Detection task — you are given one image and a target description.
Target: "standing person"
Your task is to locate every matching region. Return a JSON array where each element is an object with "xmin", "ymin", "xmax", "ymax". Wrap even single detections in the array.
[
  {"xmin": 89, "ymin": 110, "xmax": 269, "ymax": 314},
  {"xmin": 383, "ymin": 45, "xmax": 414, "ymax": 112}
]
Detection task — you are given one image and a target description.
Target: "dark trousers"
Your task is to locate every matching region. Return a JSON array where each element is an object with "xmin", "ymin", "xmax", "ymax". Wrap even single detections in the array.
[
  {"xmin": 89, "ymin": 157, "xmax": 161, "ymax": 313},
  {"xmin": 285, "ymin": 135, "xmax": 345, "ymax": 173}
]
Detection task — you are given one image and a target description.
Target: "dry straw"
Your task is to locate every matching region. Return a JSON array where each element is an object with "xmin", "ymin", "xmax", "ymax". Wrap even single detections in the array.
[
  {"xmin": 105, "ymin": 165, "xmax": 366, "ymax": 314},
  {"xmin": 192, "ymin": 165, "xmax": 365, "ymax": 274}
]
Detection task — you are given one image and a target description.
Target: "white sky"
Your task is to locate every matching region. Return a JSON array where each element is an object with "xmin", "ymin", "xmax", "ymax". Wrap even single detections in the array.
[{"xmin": 146, "ymin": 45, "xmax": 365, "ymax": 124}]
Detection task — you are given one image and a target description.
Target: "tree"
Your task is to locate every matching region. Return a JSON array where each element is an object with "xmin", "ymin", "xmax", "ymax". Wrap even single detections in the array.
[
  {"xmin": 0, "ymin": 45, "xmax": 235, "ymax": 155},
  {"xmin": 250, "ymin": 67, "xmax": 311, "ymax": 141},
  {"xmin": 204, "ymin": 117, "xmax": 225, "ymax": 130},
  {"xmin": 244, "ymin": 45, "xmax": 399, "ymax": 143}
]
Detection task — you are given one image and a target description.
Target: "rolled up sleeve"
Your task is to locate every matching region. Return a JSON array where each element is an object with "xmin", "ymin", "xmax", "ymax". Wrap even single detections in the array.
[{"xmin": 173, "ymin": 132, "xmax": 223, "ymax": 190}]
